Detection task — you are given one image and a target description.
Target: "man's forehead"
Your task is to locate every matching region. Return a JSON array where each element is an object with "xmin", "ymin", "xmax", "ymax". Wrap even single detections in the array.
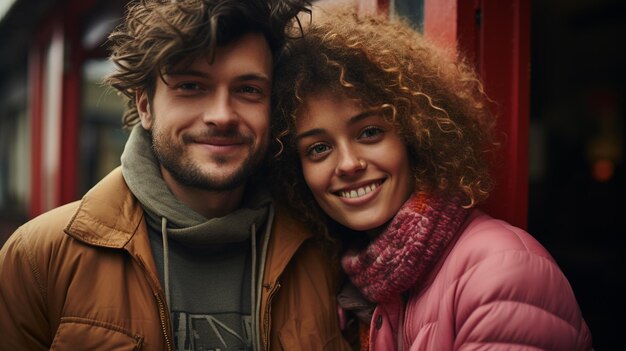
[{"xmin": 165, "ymin": 32, "xmax": 272, "ymax": 75}]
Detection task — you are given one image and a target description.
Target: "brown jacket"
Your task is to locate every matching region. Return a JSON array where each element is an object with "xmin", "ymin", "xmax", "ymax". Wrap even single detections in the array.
[{"xmin": 0, "ymin": 168, "xmax": 351, "ymax": 350}]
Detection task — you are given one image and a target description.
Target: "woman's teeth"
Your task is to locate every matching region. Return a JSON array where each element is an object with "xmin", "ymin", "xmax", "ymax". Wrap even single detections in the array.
[{"xmin": 340, "ymin": 182, "xmax": 379, "ymax": 199}]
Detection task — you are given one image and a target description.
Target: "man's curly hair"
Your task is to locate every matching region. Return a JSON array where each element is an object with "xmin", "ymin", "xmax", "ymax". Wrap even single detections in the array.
[
  {"xmin": 105, "ymin": 0, "xmax": 310, "ymax": 128},
  {"xmin": 271, "ymin": 9, "xmax": 498, "ymax": 240}
]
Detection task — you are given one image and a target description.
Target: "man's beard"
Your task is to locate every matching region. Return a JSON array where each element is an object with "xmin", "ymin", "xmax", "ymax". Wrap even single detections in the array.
[{"xmin": 150, "ymin": 127, "xmax": 267, "ymax": 191}]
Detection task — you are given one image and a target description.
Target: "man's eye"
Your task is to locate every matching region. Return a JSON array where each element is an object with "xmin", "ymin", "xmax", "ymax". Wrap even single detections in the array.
[
  {"xmin": 177, "ymin": 82, "xmax": 202, "ymax": 91},
  {"xmin": 239, "ymin": 86, "xmax": 262, "ymax": 94}
]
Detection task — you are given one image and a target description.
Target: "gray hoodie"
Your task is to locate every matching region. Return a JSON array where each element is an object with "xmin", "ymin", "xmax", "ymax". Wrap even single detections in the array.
[{"xmin": 121, "ymin": 126, "xmax": 271, "ymax": 351}]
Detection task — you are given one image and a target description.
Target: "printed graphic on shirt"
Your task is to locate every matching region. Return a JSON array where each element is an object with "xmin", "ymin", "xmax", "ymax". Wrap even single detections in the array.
[{"xmin": 172, "ymin": 312, "xmax": 252, "ymax": 351}]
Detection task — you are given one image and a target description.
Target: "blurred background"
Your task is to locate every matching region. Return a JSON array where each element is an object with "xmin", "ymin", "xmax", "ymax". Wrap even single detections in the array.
[
  {"xmin": 529, "ymin": 0, "xmax": 625, "ymax": 348},
  {"xmin": 0, "ymin": 0, "xmax": 623, "ymax": 349}
]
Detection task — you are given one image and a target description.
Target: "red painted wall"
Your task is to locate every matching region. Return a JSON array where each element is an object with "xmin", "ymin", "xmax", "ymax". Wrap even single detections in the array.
[{"xmin": 424, "ymin": 0, "xmax": 530, "ymax": 229}]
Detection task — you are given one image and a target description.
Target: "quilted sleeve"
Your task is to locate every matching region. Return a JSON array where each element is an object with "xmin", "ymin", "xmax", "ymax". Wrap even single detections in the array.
[
  {"xmin": 0, "ymin": 228, "xmax": 51, "ymax": 351},
  {"xmin": 453, "ymin": 247, "xmax": 593, "ymax": 351}
]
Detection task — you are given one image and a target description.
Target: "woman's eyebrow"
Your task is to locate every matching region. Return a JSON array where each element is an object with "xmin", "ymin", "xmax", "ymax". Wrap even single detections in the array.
[
  {"xmin": 347, "ymin": 110, "xmax": 378, "ymax": 125},
  {"xmin": 295, "ymin": 128, "xmax": 325, "ymax": 143},
  {"xmin": 295, "ymin": 110, "xmax": 378, "ymax": 142}
]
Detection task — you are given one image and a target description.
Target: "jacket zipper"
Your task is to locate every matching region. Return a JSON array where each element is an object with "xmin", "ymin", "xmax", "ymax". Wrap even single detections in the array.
[
  {"xmin": 155, "ymin": 292, "xmax": 173, "ymax": 351},
  {"xmin": 134, "ymin": 256, "xmax": 173, "ymax": 351},
  {"xmin": 262, "ymin": 280, "xmax": 281, "ymax": 350}
]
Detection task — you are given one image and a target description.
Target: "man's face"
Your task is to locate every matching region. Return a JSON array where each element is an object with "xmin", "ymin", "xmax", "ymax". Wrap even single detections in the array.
[{"xmin": 137, "ymin": 33, "xmax": 272, "ymax": 191}]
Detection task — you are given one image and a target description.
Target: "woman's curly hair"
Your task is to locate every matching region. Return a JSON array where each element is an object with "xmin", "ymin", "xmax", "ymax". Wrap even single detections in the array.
[
  {"xmin": 271, "ymin": 9, "xmax": 498, "ymax": 241},
  {"xmin": 105, "ymin": 0, "xmax": 310, "ymax": 128}
]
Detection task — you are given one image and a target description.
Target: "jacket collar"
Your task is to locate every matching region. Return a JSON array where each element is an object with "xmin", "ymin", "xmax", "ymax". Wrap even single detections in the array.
[
  {"xmin": 64, "ymin": 167, "xmax": 314, "ymax": 256},
  {"xmin": 262, "ymin": 205, "xmax": 313, "ymax": 283},
  {"xmin": 65, "ymin": 167, "xmax": 144, "ymax": 249}
]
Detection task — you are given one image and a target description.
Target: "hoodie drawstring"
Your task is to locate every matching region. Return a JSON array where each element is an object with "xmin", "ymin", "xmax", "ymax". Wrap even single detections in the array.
[
  {"xmin": 162, "ymin": 217, "xmax": 171, "ymax": 309},
  {"xmin": 250, "ymin": 223, "xmax": 257, "ymax": 350}
]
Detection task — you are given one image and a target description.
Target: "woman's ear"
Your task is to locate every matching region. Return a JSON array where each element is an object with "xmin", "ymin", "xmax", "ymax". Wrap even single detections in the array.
[{"xmin": 136, "ymin": 89, "xmax": 152, "ymax": 129}]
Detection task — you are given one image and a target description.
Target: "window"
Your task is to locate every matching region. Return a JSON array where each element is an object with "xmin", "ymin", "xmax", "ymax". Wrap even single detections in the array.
[
  {"xmin": 391, "ymin": 0, "xmax": 424, "ymax": 31},
  {"xmin": 79, "ymin": 59, "xmax": 127, "ymax": 196}
]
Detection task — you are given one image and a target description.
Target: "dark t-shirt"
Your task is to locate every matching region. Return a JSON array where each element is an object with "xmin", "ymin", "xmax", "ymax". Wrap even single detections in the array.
[{"xmin": 149, "ymin": 228, "xmax": 253, "ymax": 351}]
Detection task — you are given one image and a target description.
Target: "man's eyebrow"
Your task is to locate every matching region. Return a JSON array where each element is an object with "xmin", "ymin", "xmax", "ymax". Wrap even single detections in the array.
[
  {"xmin": 164, "ymin": 69, "xmax": 208, "ymax": 78},
  {"xmin": 164, "ymin": 70, "xmax": 270, "ymax": 83},
  {"xmin": 295, "ymin": 110, "xmax": 378, "ymax": 142},
  {"xmin": 234, "ymin": 73, "xmax": 271, "ymax": 84}
]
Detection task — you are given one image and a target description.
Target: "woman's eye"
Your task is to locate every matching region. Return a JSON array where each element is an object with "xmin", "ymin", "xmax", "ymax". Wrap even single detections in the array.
[
  {"xmin": 306, "ymin": 143, "xmax": 331, "ymax": 159},
  {"xmin": 359, "ymin": 126, "xmax": 384, "ymax": 140}
]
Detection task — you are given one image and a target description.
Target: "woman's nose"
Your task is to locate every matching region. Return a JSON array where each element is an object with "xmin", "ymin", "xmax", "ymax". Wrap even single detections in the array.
[{"xmin": 335, "ymin": 147, "xmax": 366, "ymax": 176}]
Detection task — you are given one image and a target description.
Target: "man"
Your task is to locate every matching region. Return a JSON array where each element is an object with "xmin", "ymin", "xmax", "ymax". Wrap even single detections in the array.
[{"xmin": 0, "ymin": 1, "xmax": 351, "ymax": 350}]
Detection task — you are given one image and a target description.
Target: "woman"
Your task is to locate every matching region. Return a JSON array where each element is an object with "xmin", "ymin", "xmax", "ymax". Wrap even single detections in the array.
[{"xmin": 271, "ymin": 9, "xmax": 593, "ymax": 351}]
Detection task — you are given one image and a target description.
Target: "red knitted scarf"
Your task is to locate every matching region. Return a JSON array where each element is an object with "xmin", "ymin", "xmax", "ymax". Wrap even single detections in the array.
[{"xmin": 341, "ymin": 192, "xmax": 469, "ymax": 303}]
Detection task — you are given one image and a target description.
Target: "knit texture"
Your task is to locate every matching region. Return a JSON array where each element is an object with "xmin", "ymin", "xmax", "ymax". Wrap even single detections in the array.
[{"xmin": 341, "ymin": 192, "xmax": 469, "ymax": 303}]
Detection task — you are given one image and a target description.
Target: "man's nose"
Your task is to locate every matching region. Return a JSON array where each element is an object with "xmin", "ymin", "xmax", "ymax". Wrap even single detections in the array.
[{"xmin": 202, "ymin": 88, "xmax": 238, "ymax": 127}]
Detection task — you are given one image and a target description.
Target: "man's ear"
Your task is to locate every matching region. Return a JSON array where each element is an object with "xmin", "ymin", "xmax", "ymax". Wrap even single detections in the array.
[{"xmin": 136, "ymin": 89, "xmax": 152, "ymax": 129}]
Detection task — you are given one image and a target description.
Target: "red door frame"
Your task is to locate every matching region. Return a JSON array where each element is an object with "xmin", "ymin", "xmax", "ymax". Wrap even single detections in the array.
[
  {"xmin": 28, "ymin": 11, "xmax": 62, "ymax": 218},
  {"xmin": 59, "ymin": 1, "xmax": 91, "ymax": 206},
  {"xmin": 423, "ymin": 0, "xmax": 530, "ymax": 229},
  {"xmin": 28, "ymin": 36, "xmax": 45, "ymax": 218},
  {"xmin": 28, "ymin": 0, "xmax": 94, "ymax": 218}
]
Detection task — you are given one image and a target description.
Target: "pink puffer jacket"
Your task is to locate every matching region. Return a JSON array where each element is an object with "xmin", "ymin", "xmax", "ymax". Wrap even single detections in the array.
[{"xmin": 368, "ymin": 210, "xmax": 593, "ymax": 350}]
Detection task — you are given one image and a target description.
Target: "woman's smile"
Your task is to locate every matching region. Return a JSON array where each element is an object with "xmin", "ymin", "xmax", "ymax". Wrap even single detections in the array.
[
  {"xmin": 334, "ymin": 180, "xmax": 384, "ymax": 199},
  {"xmin": 296, "ymin": 91, "xmax": 413, "ymax": 232}
]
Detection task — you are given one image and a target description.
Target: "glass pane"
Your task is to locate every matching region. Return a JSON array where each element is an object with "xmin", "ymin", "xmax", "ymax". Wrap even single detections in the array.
[
  {"xmin": 391, "ymin": 0, "xmax": 424, "ymax": 32},
  {"xmin": 79, "ymin": 59, "xmax": 127, "ymax": 196}
]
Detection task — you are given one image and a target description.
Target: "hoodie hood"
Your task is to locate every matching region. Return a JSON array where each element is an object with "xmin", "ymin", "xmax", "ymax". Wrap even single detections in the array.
[{"xmin": 120, "ymin": 125, "xmax": 271, "ymax": 246}]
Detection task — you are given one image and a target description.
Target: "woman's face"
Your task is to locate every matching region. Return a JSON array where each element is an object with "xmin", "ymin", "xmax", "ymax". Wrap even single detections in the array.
[{"xmin": 295, "ymin": 91, "xmax": 414, "ymax": 232}]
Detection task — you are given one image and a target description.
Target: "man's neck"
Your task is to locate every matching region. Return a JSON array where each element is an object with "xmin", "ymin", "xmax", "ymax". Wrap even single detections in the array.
[{"xmin": 161, "ymin": 168, "xmax": 244, "ymax": 220}]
